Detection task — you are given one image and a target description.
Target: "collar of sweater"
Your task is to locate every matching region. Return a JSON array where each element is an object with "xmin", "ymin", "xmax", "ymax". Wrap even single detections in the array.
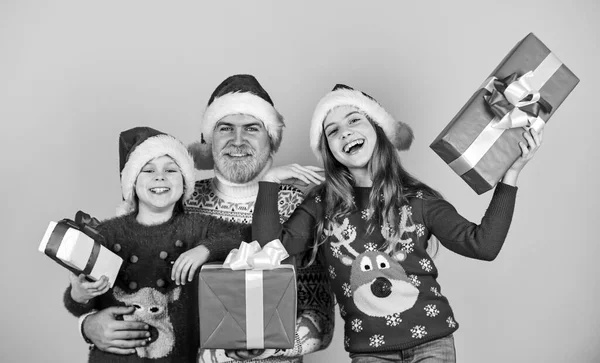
[{"xmin": 212, "ymin": 157, "xmax": 273, "ymax": 202}]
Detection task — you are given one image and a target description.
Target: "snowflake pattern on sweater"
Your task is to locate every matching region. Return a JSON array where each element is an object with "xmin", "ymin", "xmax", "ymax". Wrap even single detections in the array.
[
  {"xmin": 318, "ymin": 189, "xmax": 457, "ymax": 352},
  {"xmin": 253, "ymin": 181, "xmax": 517, "ymax": 354}
]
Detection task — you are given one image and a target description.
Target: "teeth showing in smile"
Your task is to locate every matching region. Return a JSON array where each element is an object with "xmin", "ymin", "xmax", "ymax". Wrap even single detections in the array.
[
  {"xmin": 150, "ymin": 187, "xmax": 170, "ymax": 194},
  {"xmin": 229, "ymin": 153, "xmax": 248, "ymax": 157},
  {"xmin": 343, "ymin": 139, "xmax": 365, "ymax": 153}
]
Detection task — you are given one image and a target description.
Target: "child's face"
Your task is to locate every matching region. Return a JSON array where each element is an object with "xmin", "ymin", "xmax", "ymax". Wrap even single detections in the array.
[
  {"xmin": 135, "ymin": 155, "xmax": 184, "ymax": 213},
  {"xmin": 323, "ymin": 105, "xmax": 377, "ymax": 172}
]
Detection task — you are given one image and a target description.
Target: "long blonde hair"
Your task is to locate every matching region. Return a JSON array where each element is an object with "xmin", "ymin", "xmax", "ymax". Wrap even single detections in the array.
[{"xmin": 306, "ymin": 116, "xmax": 442, "ymax": 266}]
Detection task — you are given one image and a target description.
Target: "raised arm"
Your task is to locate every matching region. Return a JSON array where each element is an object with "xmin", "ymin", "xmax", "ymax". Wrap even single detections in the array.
[
  {"xmin": 424, "ymin": 182, "xmax": 517, "ymax": 261},
  {"xmin": 426, "ymin": 127, "xmax": 542, "ymax": 260}
]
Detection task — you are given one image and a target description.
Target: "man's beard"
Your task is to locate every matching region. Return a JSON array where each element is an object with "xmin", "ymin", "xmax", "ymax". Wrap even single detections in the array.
[{"xmin": 213, "ymin": 144, "xmax": 271, "ymax": 184}]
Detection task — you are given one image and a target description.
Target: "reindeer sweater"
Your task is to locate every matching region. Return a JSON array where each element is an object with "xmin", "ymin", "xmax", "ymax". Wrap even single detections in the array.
[
  {"xmin": 253, "ymin": 181, "xmax": 517, "ymax": 353},
  {"xmin": 64, "ymin": 212, "xmax": 245, "ymax": 363}
]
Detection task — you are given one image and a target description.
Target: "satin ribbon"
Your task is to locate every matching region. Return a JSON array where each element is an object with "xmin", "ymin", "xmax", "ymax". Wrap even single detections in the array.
[
  {"xmin": 448, "ymin": 52, "xmax": 563, "ymax": 176},
  {"xmin": 223, "ymin": 240, "xmax": 289, "ymax": 271},
  {"xmin": 481, "ymin": 71, "xmax": 552, "ymax": 131},
  {"xmin": 44, "ymin": 211, "xmax": 105, "ymax": 277},
  {"xmin": 222, "ymin": 240, "xmax": 289, "ymax": 349}
]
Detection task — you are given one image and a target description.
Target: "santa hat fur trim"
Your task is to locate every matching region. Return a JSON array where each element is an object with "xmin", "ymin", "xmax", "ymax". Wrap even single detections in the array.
[
  {"xmin": 190, "ymin": 74, "xmax": 285, "ymax": 170},
  {"xmin": 118, "ymin": 133, "xmax": 195, "ymax": 216},
  {"xmin": 201, "ymin": 92, "xmax": 284, "ymax": 147},
  {"xmin": 309, "ymin": 85, "xmax": 413, "ymax": 161}
]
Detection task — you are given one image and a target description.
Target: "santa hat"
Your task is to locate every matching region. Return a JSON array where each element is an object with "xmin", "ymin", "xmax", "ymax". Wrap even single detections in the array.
[
  {"xmin": 117, "ymin": 126, "xmax": 196, "ymax": 216},
  {"xmin": 188, "ymin": 74, "xmax": 285, "ymax": 170},
  {"xmin": 309, "ymin": 84, "xmax": 413, "ymax": 161}
]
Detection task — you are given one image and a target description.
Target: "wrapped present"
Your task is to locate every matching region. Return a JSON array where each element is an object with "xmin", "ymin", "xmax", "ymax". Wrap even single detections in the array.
[
  {"xmin": 198, "ymin": 240, "xmax": 297, "ymax": 349},
  {"xmin": 38, "ymin": 211, "xmax": 122, "ymax": 287},
  {"xmin": 430, "ymin": 33, "xmax": 579, "ymax": 194}
]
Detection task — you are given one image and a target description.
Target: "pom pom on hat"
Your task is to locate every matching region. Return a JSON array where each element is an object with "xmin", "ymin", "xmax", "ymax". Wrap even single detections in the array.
[
  {"xmin": 309, "ymin": 84, "xmax": 413, "ymax": 161},
  {"xmin": 117, "ymin": 126, "xmax": 196, "ymax": 216},
  {"xmin": 187, "ymin": 135, "xmax": 214, "ymax": 170},
  {"xmin": 190, "ymin": 74, "xmax": 285, "ymax": 170}
]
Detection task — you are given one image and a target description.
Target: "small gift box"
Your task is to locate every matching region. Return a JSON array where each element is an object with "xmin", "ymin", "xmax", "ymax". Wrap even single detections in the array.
[
  {"xmin": 38, "ymin": 211, "xmax": 122, "ymax": 287},
  {"xmin": 198, "ymin": 240, "xmax": 297, "ymax": 349},
  {"xmin": 430, "ymin": 33, "xmax": 579, "ymax": 194}
]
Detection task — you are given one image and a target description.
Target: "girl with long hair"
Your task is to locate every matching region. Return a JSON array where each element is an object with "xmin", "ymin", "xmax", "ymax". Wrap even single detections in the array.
[{"xmin": 252, "ymin": 84, "xmax": 542, "ymax": 362}]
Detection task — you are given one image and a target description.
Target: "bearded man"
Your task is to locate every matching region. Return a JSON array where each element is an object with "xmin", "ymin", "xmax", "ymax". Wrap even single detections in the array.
[{"xmin": 79, "ymin": 75, "xmax": 335, "ymax": 363}]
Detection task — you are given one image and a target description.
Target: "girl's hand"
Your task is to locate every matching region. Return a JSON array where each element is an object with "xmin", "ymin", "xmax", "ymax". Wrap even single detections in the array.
[
  {"xmin": 262, "ymin": 164, "xmax": 325, "ymax": 187},
  {"xmin": 171, "ymin": 245, "xmax": 209, "ymax": 285},
  {"xmin": 501, "ymin": 128, "xmax": 543, "ymax": 186},
  {"xmin": 69, "ymin": 273, "xmax": 109, "ymax": 303}
]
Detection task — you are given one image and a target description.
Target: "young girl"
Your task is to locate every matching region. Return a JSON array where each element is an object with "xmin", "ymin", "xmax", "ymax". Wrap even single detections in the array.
[
  {"xmin": 63, "ymin": 126, "xmax": 245, "ymax": 363},
  {"xmin": 250, "ymin": 84, "xmax": 542, "ymax": 362}
]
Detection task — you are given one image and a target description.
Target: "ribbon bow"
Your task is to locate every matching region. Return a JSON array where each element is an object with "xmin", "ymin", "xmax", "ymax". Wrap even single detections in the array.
[
  {"xmin": 44, "ymin": 211, "xmax": 105, "ymax": 277},
  {"xmin": 60, "ymin": 210, "xmax": 104, "ymax": 243},
  {"xmin": 223, "ymin": 240, "xmax": 289, "ymax": 270},
  {"xmin": 482, "ymin": 72, "xmax": 552, "ymax": 130}
]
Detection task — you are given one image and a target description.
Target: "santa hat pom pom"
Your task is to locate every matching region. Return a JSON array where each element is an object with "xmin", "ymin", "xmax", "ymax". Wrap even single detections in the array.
[
  {"xmin": 393, "ymin": 120, "xmax": 414, "ymax": 151},
  {"xmin": 188, "ymin": 139, "xmax": 214, "ymax": 170}
]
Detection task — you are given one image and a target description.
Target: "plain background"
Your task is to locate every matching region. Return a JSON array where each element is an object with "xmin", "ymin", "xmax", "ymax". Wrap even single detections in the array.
[{"xmin": 1, "ymin": 1, "xmax": 599, "ymax": 362}]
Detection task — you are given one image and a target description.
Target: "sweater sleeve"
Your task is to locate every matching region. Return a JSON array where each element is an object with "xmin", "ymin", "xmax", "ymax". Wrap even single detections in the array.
[
  {"xmin": 63, "ymin": 285, "xmax": 98, "ymax": 317},
  {"xmin": 252, "ymin": 181, "xmax": 319, "ymax": 256},
  {"xmin": 190, "ymin": 214, "xmax": 248, "ymax": 262},
  {"xmin": 424, "ymin": 182, "xmax": 518, "ymax": 261}
]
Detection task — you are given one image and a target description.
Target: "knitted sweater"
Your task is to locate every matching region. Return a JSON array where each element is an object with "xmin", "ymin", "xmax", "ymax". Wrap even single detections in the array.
[
  {"xmin": 184, "ymin": 177, "xmax": 335, "ymax": 363},
  {"xmin": 64, "ymin": 212, "xmax": 245, "ymax": 363},
  {"xmin": 253, "ymin": 182, "xmax": 517, "ymax": 353}
]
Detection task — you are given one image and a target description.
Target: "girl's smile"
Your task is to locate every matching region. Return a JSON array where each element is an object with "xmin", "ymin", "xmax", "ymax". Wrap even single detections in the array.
[
  {"xmin": 135, "ymin": 155, "xmax": 184, "ymax": 213},
  {"xmin": 149, "ymin": 187, "xmax": 170, "ymax": 194},
  {"xmin": 324, "ymin": 105, "xmax": 377, "ymax": 173},
  {"xmin": 342, "ymin": 138, "xmax": 365, "ymax": 154}
]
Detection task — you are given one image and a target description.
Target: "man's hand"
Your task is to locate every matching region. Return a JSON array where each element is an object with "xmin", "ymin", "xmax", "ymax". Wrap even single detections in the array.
[
  {"xmin": 171, "ymin": 244, "xmax": 210, "ymax": 285},
  {"xmin": 83, "ymin": 306, "xmax": 151, "ymax": 354}
]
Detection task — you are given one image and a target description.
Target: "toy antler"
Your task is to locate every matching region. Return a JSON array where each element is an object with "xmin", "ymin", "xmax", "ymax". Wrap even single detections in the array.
[{"xmin": 326, "ymin": 218, "xmax": 360, "ymax": 258}]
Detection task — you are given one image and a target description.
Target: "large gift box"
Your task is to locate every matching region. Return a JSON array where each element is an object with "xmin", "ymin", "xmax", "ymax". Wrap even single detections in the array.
[
  {"xmin": 198, "ymin": 240, "xmax": 297, "ymax": 349},
  {"xmin": 38, "ymin": 211, "xmax": 122, "ymax": 287},
  {"xmin": 430, "ymin": 33, "xmax": 579, "ymax": 194}
]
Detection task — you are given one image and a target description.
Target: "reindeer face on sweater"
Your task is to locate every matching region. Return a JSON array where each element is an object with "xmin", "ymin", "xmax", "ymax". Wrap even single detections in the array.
[
  {"xmin": 327, "ymin": 217, "xmax": 419, "ymax": 318},
  {"xmin": 341, "ymin": 250, "xmax": 418, "ymax": 317},
  {"xmin": 113, "ymin": 286, "xmax": 181, "ymax": 359}
]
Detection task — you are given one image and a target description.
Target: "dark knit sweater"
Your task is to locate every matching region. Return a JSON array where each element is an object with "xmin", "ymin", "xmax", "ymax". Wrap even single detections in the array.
[
  {"xmin": 253, "ymin": 182, "xmax": 517, "ymax": 353},
  {"xmin": 64, "ymin": 212, "xmax": 245, "ymax": 363}
]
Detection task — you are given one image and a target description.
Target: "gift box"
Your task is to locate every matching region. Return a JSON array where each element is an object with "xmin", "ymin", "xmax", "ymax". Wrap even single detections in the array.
[
  {"xmin": 430, "ymin": 33, "xmax": 579, "ymax": 194},
  {"xmin": 38, "ymin": 211, "xmax": 123, "ymax": 287},
  {"xmin": 198, "ymin": 241, "xmax": 297, "ymax": 349}
]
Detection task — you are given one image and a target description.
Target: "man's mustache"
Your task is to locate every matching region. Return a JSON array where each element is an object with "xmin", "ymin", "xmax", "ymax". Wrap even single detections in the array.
[{"xmin": 219, "ymin": 144, "xmax": 256, "ymax": 157}]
